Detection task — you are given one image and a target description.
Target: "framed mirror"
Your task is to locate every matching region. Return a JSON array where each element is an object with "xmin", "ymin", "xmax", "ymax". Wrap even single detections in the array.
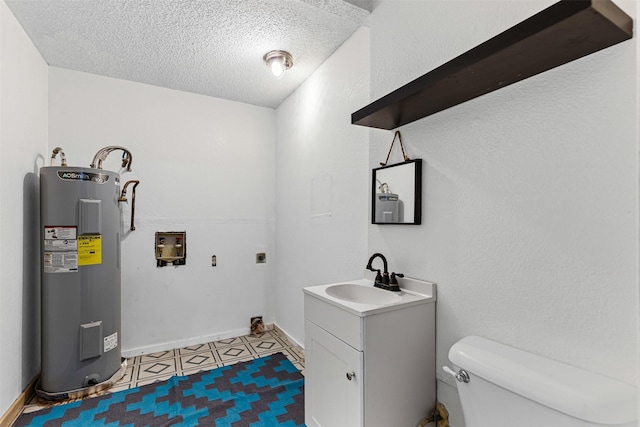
[{"xmin": 372, "ymin": 159, "xmax": 422, "ymax": 225}]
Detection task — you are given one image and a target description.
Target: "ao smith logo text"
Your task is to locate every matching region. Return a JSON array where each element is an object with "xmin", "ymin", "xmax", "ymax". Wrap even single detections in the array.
[{"xmin": 57, "ymin": 171, "xmax": 110, "ymax": 184}]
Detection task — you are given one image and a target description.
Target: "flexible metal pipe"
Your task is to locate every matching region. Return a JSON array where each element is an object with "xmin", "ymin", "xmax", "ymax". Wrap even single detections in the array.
[
  {"xmin": 119, "ymin": 180, "xmax": 140, "ymax": 230},
  {"xmin": 90, "ymin": 146, "xmax": 132, "ymax": 171},
  {"xmin": 50, "ymin": 147, "xmax": 67, "ymax": 166}
]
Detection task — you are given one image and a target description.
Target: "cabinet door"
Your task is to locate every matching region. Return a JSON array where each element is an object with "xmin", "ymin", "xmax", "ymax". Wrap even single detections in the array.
[{"xmin": 305, "ymin": 320, "xmax": 363, "ymax": 427}]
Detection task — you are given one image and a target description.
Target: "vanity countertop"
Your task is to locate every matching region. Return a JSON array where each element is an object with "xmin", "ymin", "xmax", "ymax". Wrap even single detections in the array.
[{"xmin": 303, "ymin": 275, "xmax": 436, "ymax": 317}]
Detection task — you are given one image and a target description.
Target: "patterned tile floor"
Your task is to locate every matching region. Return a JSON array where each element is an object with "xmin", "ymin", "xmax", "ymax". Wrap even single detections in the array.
[{"xmin": 19, "ymin": 325, "xmax": 304, "ymax": 418}]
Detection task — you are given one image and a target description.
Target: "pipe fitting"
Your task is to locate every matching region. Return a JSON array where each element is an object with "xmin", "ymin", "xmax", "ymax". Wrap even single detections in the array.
[{"xmin": 50, "ymin": 147, "xmax": 67, "ymax": 167}]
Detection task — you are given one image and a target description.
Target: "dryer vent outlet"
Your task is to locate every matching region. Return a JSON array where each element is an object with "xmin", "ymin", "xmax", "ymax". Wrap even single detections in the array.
[{"xmin": 250, "ymin": 316, "xmax": 264, "ymax": 336}]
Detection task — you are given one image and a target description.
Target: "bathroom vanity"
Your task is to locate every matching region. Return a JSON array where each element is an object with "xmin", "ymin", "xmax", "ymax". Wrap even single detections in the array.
[{"xmin": 303, "ymin": 277, "xmax": 436, "ymax": 427}]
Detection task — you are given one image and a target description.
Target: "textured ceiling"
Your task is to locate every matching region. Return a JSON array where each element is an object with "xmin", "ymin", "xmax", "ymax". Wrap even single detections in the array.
[{"xmin": 6, "ymin": 0, "xmax": 371, "ymax": 108}]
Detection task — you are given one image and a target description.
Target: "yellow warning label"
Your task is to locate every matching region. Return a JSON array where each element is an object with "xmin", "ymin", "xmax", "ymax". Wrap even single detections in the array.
[{"xmin": 78, "ymin": 235, "xmax": 102, "ymax": 266}]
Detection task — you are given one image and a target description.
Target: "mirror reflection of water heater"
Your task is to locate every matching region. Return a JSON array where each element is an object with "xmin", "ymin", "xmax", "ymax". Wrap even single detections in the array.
[{"xmin": 375, "ymin": 193, "xmax": 405, "ymax": 223}]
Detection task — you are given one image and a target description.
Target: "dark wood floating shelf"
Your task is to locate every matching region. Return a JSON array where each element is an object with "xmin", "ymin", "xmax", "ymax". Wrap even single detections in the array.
[{"xmin": 352, "ymin": 0, "xmax": 633, "ymax": 130}]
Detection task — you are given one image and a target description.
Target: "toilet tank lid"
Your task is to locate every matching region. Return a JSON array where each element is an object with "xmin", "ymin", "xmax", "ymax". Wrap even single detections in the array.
[{"xmin": 449, "ymin": 336, "xmax": 638, "ymax": 425}]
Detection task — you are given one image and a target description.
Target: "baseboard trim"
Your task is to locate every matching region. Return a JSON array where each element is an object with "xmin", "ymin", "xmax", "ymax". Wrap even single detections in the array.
[
  {"xmin": 0, "ymin": 375, "xmax": 38, "ymax": 427},
  {"xmin": 121, "ymin": 327, "xmax": 250, "ymax": 358},
  {"xmin": 272, "ymin": 322, "xmax": 303, "ymax": 349}
]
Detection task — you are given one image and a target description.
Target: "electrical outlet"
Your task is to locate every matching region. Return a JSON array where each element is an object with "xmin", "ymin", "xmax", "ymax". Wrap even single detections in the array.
[{"xmin": 256, "ymin": 253, "xmax": 266, "ymax": 263}]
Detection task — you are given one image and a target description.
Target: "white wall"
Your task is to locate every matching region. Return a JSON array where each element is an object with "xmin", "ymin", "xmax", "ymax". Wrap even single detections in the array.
[
  {"xmin": 48, "ymin": 68, "xmax": 276, "ymax": 355},
  {"xmin": 0, "ymin": 0, "xmax": 48, "ymax": 416},
  {"xmin": 368, "ymin": 1, "xmax": 639, "ymax": 425},
  {"xmin": 274, "ymin": 27, "xmax": 370, "ymax": 344}
]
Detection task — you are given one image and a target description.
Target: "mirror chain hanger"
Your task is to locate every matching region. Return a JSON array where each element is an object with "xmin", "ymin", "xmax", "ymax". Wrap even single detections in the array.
[{"xmin": 380, "ymin": 131, "xmax": 410, "ymax": 166}]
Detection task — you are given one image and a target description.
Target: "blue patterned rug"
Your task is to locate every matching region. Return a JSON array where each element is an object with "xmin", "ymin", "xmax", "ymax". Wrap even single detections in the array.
[{"xmin": 15, "ymin": 352, "xmax": 305, "ymax": 426}]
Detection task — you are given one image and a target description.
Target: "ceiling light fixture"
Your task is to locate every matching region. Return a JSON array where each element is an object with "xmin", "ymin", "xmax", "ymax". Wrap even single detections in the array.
[{"xmin": 263, "ymin": 50, "xmax": 293, "ymax": 79}]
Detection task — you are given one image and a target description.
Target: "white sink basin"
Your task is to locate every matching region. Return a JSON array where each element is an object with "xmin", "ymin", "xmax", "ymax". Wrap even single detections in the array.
[
  {"xmin": 303, "ymin": 277, "xmax": 436, "ymax": 317},
  {"xmin": 326, "ymin": 283, "xmax": 401, "ymax": 305}
]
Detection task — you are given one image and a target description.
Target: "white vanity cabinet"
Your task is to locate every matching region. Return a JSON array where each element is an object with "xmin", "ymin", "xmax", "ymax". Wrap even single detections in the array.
[
  {"xmin": 305, "ymin": 320, "xmax": 364, "ymax": 426},
  {"xmin": 304, "ymin": 278, "xmax": 436, "ymax": 427}
]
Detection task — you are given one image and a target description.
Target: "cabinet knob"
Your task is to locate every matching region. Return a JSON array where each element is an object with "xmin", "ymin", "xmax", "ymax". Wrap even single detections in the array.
[{"xmin": 346, "ymin": 372, "xmax": 356, "ymax": 381}]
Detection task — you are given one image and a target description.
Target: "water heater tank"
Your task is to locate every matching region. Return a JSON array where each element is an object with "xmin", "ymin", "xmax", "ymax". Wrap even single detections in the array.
[{"xmin": 39, "ymin": 166, "xmax": 124, "ymax": 397}]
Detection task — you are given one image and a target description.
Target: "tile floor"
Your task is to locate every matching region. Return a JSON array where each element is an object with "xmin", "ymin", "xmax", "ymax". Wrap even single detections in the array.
[{"xmin": 19, "ymin": 325, "xmax": 304, "ymax": 419}]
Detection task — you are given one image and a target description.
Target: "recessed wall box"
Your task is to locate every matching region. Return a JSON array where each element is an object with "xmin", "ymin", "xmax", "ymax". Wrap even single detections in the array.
[{"xmin": 155, "ymin": 231, "xmax": 186, "ymax": 267}]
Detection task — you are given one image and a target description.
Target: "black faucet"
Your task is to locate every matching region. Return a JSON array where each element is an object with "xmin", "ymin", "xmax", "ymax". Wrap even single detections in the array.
[{"xmin": 366, "ymin": 253, "xmax": 403, "ymax": 292}]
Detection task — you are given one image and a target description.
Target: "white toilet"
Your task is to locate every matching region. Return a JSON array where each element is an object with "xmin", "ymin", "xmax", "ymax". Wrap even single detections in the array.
[{"xmin": 444, "ymin": 336, "xmax": 638, "ymax": 427}]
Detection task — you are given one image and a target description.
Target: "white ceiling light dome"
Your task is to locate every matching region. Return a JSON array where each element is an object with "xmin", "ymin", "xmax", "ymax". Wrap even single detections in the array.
[{"xmin": 263, "ymin": 50, "xmax": 293, "ymax": 79}]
